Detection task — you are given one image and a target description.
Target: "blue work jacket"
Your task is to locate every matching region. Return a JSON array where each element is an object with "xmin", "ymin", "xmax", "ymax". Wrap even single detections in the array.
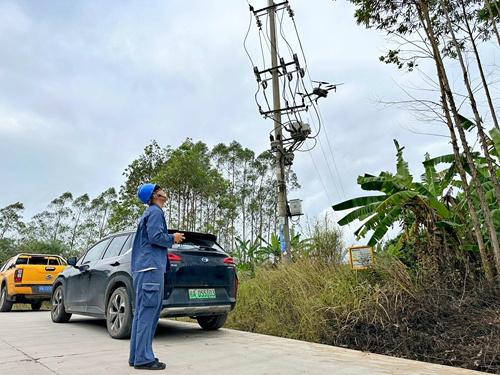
[{"xmin": 131, "ymin": 204, "xmax": 174, "ymax": 273}]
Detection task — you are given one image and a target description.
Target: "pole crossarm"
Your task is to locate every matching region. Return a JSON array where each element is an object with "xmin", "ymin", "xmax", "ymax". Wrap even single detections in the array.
[
  {"xmin": 260, "ymin": 104, "xmax": 307, "ymax": 117},
  {"xmin": 250, "ymin": 1, "xmax": 289, "ymax": 17}
]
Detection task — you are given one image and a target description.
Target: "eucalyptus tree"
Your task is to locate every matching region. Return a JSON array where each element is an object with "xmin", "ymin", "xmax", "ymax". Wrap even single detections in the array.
[
  {"xmin": 90, "ymin": 188, "xmax": 117, "ymax": 239},
  {"xmin": 25, "ymin": 211, "xmax": 55, "ymax": 242},
  {"xmin": 211, "ymin": 141, "xmax": 245, "ymax": 251},
  {"xmin": 24, "ymin": 192, "xmax": 73, "ymax": 243},
  {"xmin": 248, "ymin": 152, "xmax": 276, "ymax": 243},
  {"xmin": 119, "ymin": 140, "xmax": 170, "ymax": 200},
  {"xmin": 48, "ymin": 192, "xmax": 73, "ymax": 242},
  {"xmin": 68, "ymin": 194, "xmax": 90, "ymax": 252},
  {"xmin": 0, "ymin": 202, "xmax": 25, "ymax": 240},
  {"xmin": 113, "ymin": 141, "xmax": 169, "ymax": 232},
  {"xmin": 156, "ymin": 138, "xmax": 216, "ymax": 231}
]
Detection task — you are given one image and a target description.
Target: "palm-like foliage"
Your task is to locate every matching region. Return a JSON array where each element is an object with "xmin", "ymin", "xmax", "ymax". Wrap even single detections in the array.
[{"xmin": 332, "ymin": 140, "xmax": 451, "ymax": 246}]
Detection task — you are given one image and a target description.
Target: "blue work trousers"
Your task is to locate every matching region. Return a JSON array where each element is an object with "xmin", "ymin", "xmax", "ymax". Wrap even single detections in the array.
[{"xmin": 128, "ymin": 269, "xmax": 164, "ymax": 366}]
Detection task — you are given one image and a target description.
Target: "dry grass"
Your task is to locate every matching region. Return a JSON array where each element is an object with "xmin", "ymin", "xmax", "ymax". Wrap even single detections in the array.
[{"xmin": 227, "ymin": 257, "xmax": 500, "ymax": 373}]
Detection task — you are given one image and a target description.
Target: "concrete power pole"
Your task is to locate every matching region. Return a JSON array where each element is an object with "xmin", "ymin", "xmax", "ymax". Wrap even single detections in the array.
[{"xmin": 268, "ymin": 0, "xmax": 291, "ymax": 263}]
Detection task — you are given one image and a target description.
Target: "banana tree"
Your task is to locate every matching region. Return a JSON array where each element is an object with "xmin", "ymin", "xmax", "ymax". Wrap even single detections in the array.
[
  {"xmin": 232, "ymin": 237, "xmax": 262, "ymax": 271},
  {"xmin": 332, "ymin": 140, "xmax": 451, "ymax": 247}
]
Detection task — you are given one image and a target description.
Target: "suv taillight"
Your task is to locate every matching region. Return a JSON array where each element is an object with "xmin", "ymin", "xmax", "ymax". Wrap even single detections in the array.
[
  {"xmin": 168, "ymin": 254, "xmax": 182, "ymax": 261},
  {"xmin": 223, "ymin": 257, "xmax": 235, "ymax": 265},
  {"xmin": 14, "ymin": 269, "xmax": 23, "ymax": 283}
]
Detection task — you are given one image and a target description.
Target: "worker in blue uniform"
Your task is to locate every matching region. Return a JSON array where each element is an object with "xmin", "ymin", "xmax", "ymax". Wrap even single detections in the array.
[{"xmin": 128, "ymin": 184, "xmax": 185, "ymax": 370}]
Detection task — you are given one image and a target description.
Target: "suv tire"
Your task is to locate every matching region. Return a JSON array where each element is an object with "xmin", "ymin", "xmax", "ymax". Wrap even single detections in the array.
[
  {"xmin": 51, "ymin": 285, "xmax": 72, "ymax": 323},
  {"xmin": 106, "ymin": 286, "xmax": 133, "ymax": 339},
  {"xmin": 0, "ymin": 285, "xmax": 13, "ymax": 312},
  {"xmin": 31, "ymin": 301, "xmax": 43, "ymax": 311},
  {"xmin": 196, "ymin": 313, "xmax": 228, "ymax": 330}
]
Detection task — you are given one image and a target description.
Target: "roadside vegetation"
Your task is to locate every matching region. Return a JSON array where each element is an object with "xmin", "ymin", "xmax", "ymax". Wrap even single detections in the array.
[
  {"xmin": 227, "ymin": 137, "xmax": 500, "ymax": 373},
  {"xmin": 227, "ymin": 257, "xmax": 499, "ymax": 373}
]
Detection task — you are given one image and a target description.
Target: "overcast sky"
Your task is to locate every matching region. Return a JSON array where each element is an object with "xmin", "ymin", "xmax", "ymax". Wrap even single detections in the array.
[{"xmin": 0, "ymin": 0, "xmax": 455, "ymax": 244}]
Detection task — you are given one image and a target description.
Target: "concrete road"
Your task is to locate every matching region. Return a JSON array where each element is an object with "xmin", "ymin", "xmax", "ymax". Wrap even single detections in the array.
[{"xmin": 0, "ymin": 310, "xmax": 484, "ymax": 375}]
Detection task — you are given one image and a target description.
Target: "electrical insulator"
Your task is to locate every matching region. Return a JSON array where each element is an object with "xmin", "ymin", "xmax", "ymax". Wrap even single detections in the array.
[{"xmin": 283, "ymin": 152, "xmax": 294, "ymax": 166}]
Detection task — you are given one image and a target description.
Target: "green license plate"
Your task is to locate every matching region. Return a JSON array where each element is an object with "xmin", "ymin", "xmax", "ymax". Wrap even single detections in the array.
[{"xmin": 189, "ymin": 289, "xmax": 216, "ymax": 299}]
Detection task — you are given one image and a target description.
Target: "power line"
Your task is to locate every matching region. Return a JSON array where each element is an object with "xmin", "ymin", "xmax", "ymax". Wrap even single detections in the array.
[{"xmin": 290, "ymin": 13, "xmax": 348, "ymax": 201}]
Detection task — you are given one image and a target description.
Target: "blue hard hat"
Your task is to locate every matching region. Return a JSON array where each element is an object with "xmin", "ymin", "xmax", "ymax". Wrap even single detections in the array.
[{"xmin": 137, "ymin": 184, "xmax": 156, "ymax": 204}]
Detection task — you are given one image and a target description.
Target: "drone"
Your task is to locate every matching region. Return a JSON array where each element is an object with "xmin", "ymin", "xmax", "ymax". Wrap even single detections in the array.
[{"xmin": 298, "ymin": 81, "xmax": 344, "ymax": 103}]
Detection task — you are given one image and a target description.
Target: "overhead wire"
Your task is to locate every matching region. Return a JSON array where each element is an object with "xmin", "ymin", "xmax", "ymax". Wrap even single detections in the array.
[
  {"xmin": 275, "ymin": 12, "xmax": 343, "ymax": 204},
  {"xmin": 290, "ymin": 12, "xmax": 348, "ymax": 201},
  {"xmin": 259, "ymin": 4, "xmax": 341, "ymax": 209},
  {"xmin": 245, "ymin": 3, "xmax": 348, "ymax": 226}
]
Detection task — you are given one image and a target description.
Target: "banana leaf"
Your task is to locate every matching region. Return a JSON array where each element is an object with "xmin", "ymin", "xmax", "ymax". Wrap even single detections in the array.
[
  {"xmin": 413, "ymin": 182, "xmax": 438, "ymax": 200},
  {"xmin": 458, "ymin": 114, "xmax": 476, "ymax": 131},
  {"xmin": 490, "ymin": 128, "xmax": 500, "ymax": 161},
  {"xmin": 394, "ymin": 139, "xmax": 412, "ymax": 183},
  {"xmin": 336, "ymin": 202, "xmax": 381, "ymax": 226},
  {"xmin": 368, "ymin": 206, "xmax": 403, "ymax": 245},
  {"xmin": 355, "ymin": 210, "xmax": 385, "ymax": 238},
  {"xmin": 332, "ymin": 195, "xmax": 386, "ymax": 211},
  {"xmin": 492, "ymin": 209, "xmax": 500, "ymax": 228},
  {"xmin": 436, "ymin": 220, "xmax": 465, "ymax": 229},
  {"xmin": 423, "ymin": 153, "xmax": 456, "ymax": 166},
  {"xmin": 377, "ymin": 191, "xmax": 417, "ymax": 211},
  {"xmin": 428, "ymin": 198, "xmax": 450, "ymax": 218},
  {"xmin": 460, "ymin": 244, "xmax": 479, "ymax": 253},
  {"xmin": 358, "ymin": 176, "xmax": 408, "ymax": 193}
]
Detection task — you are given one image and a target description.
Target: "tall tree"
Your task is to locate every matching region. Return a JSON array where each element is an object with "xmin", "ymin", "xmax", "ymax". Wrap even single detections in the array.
[{"xmin": 0, "ymin": 202, "xmax": 25, "ymax": 240}]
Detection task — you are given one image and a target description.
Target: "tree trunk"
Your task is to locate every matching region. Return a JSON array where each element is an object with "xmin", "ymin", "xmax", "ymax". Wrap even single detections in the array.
[
  {"xmin": 442, "ymin": 0, "xmax": 500, "ymax": 204},
  {"xmin": 462, "ymin": 0, "xmax": 499, "ymax": 131},
  {"xmin": 419, "ymin": 1, "xmax": 496, "ymax": 280},
  {"xmin": 484, "ymin": 0, "xmax": 500, "ymax": 45}
]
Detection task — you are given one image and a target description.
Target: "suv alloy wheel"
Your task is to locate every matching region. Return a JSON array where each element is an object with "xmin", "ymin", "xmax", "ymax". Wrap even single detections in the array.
[
  {"xmin": 51, "ymin": 285, "xmax": 72, "ymax": 323},
  {"xmin": 106, "ymin": 286, "xmax": 133, "ymax": 339}
]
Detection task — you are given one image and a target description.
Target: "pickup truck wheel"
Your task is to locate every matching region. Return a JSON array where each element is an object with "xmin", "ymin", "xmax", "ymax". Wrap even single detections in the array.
[
  {"xmin": 51, "ymin": 285, "xmax": 71, "ymax": 323},
  {"xmin": 31, "ymin": 301, "xmax": 43, "ymax": 311},
  {"xmin": 0, "ymin": 285, "xmax": 13, "ymax": 312},
  {"xmin": 196, "ymin": 313, "xmax": 228, "ymax": 330},
  {"xmin": 106, "ymin": 286, "xmax": 132, "ymax": 339}
]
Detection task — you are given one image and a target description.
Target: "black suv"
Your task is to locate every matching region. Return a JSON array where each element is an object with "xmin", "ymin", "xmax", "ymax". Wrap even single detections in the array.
[{"xmin": 50, "ymin": 230, "xmax": 238, "ymax": 339}]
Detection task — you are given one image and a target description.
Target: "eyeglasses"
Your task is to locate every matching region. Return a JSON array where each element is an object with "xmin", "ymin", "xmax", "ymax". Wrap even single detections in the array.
[{"xmin": 155, "ymin": 194, "xmax": 167, "ymax": 200}]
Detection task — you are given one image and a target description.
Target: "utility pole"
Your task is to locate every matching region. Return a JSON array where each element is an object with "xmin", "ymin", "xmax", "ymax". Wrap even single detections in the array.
[
  {"xmin": 249, "ymin": 1, "xmax": 335, "ymax": 263},
  {"xmin": 268, "ymin": 0, "xmax": 291, "ymax": 263}
]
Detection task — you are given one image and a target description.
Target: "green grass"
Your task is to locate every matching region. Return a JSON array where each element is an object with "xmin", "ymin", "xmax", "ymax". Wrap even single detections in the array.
[{"xmin": 227, "ymin": 257, "xmax": 410, "ymax": 342}]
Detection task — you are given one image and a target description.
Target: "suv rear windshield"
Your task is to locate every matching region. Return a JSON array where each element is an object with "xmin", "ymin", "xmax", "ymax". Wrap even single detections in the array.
[
  {"xmin": 174, "ymin": 238, "xmax": 224, "ymax": 252},
  {"xmin": 16, "ymin": 257, "xmax": 62, "ymax": 265}
]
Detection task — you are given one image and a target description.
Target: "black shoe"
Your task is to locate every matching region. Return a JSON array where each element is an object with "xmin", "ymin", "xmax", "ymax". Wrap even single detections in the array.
[
  {"xmin": 129, "ymin": 358, "xmax": 159, "ymax": 367},
  {"xmin": 134, "ymin": 360, "xmax": 166, "ymax": 370}
]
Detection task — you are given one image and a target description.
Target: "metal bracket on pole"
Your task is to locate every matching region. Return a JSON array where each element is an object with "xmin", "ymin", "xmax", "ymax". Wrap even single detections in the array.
[{"xmin": 251, "ymin": 1, "xmax": 289, "ymax": 16}]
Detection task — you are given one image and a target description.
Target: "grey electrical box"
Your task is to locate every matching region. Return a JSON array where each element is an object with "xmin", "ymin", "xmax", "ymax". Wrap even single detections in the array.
[{"xmin": 288, "ymin": 199, "xmax": 303, "ymax": 216}]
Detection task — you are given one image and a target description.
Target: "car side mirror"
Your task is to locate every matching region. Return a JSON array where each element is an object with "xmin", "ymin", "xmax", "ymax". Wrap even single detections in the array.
[{"xmin": 67, "ymin": 257, "xmax": 77, "ymax": 267}]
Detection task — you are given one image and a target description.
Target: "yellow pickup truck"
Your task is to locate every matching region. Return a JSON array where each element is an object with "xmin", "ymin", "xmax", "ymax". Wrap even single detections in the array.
[{"xmin": 0, "ymin": 253, "xmax": 67, "ymax": 312}]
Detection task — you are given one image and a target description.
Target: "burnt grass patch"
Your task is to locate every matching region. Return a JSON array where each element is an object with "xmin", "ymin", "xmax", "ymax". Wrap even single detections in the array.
[{"xmin": 323, "ymin": 286, "xmax": 500, "ymax": 373}]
